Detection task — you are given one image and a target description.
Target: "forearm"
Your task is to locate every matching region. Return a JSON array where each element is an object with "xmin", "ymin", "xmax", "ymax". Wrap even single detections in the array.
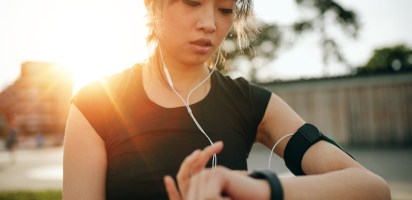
[{"xmin": 280, "ymin": 167, "xmax": 390, "ymax": 200}]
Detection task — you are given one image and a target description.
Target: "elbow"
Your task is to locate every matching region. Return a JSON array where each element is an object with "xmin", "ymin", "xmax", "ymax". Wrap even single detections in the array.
[
  {"xmin": 375, "ymin": 174, "xmax": 391, "ymax": 200},
  {"xmin": 350, "ymin": 168, "xmax": 391, "ymax": 200},
  {"xmin": 365, "ymin": 170, "xmax": 391, "ymax": 200}
]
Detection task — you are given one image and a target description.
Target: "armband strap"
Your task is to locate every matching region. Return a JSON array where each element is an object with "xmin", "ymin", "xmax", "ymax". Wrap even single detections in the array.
[
  {"xmin": 284, "ymin": 123, "xmax": 354, "ymax": 176},
  {"xmin": 249, "ymin": 170, "xmax": 283, "ymax": 200}
]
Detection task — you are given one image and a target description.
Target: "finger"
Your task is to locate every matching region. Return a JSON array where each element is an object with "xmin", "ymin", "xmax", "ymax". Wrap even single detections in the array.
[
  {"xmin": 201, "ymin": 168, "xmax": 226, "ymax": 199},
  {"xmin": 177, "ymin": 150, "xmax": 201, "ymax": 197},
  {"xmin": 187, "ymin": 170, "xmax": 206, "ymax": 200},
  {"xmin": 192, "ymin": 141, "xmax": 224, "ymax": 173},
  {"xmin": 186, "ymin": 173, "xmax": 197, "ymax": 200},
  {"xmin": 194, "ymin": 169, "xmax": 226, "ymax": 200},
  {"xmin": 197, "ymin": 170, "xmax": 210, "ymax": 199},
  {"xmin": 164, "ymin": 175, "xmax": 182, "ymax": 200},
  {"xmin": 233, "ymin": 170, "xmax": 249, "ymax": 176},
  {"xmin": 176, "ymin": 142, "xmax": 224, "ymax": 198}
]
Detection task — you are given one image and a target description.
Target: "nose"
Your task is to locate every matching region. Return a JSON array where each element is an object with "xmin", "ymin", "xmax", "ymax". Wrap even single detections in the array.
[{"xmin": 196, "ymin": 6, "xmax": 216, "ymax": 33}]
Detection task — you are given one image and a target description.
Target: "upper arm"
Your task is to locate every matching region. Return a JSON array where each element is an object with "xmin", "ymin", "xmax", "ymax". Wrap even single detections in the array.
[
  {"xmin": 256, "ymin": 93, "xmax": 364, "ymax": 174},
  {"xmin": 63, "ymin": 105, "xmax": 107, "ymax": 200},
  {"xmin": 256, "ymin": 93, "xmax": 305, "ymax": 157},
  {"xmin": 301, "ymin": 141, "xmax": 364, "ymax": 174}
]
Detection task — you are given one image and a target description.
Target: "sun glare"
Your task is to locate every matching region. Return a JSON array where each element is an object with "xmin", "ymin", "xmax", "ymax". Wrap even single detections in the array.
[
  {"xmin": 8, "ymin": 0, "xmax": 149, "ymax": 94},
  {"xmin": 57, "ymin": 1, "xmax": 149, "ymax": 94}
]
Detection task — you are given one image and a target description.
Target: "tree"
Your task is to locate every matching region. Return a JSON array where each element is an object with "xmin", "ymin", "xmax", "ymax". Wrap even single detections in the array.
[
  {"xmin": 223, "ymin": 0, "xmax": 360, "ymax": 82},
  {"xmin": 356, "ymin": 44, "xmax": 412, "ymax": 74}
]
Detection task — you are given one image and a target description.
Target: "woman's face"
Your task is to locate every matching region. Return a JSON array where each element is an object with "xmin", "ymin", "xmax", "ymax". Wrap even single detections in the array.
[{"xmin": 157, "ymin": 0, "xmax": 235, "ymax": 67}]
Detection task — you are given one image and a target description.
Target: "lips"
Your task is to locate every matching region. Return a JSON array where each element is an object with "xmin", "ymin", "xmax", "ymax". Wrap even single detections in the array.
[
  {"xmin": 190, "ymin": 38, "xmax": 213, "ymax": 54},
  {"xmin": 191, "ymin": 38, "xmax": 212, "ymax": 47}
]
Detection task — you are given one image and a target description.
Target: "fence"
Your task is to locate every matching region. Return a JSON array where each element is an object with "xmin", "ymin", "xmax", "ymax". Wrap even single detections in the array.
[{"xmin": 261, "ymin": 72, "xmax": 412, "ymax": 146}]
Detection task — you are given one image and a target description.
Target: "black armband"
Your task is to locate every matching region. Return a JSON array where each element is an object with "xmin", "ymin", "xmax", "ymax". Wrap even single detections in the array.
[
  {"xmin": 284, "ymin": 123, "xmax": 354, "ymax": 176},
  {"xmin": 249, "ymin": 170, "xmax": 283, "ymax": 200}
]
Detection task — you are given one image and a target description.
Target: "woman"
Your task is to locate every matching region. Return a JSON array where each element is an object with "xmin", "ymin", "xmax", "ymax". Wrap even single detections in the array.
[{"xmin": 63, "ymin": 0, "xmax": 390, "ymax": 199}]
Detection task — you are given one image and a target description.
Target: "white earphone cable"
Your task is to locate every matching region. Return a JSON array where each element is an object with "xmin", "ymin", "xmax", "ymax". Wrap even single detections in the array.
[
  {"xmin": 160, "ymin": 49, "xmax": 219, "ymax": 168},
  {"xmin": 160, "ymin": 49, "xmax": 295, "ymax": 170},
  {"xmin": 268, "ymin": 133, "xmax": 293, "ymax": 169}
]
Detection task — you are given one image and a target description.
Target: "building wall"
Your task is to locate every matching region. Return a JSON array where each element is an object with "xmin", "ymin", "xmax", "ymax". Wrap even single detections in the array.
[
  {"xmin": 0, "ymin": 61, "xmax": 73, "ymax": 145},
  {"xmin": 261, "ymin": 72, "xmax": 412, "ymax": 146}
]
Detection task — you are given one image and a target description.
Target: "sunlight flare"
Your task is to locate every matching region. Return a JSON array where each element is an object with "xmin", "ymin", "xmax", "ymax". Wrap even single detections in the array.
[{"xmin": 4, "ymin": 0, "xmax": 149, "ymax": 93}]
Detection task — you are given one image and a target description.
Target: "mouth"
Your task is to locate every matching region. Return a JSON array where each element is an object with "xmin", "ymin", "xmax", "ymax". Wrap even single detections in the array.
[
  {"xmin": 191, "ymin": 38, "xmax": 213, "ymax": 47},
  {"xmin": 190, "ymin": 38, "xmax": 213, "ymax": 54}
]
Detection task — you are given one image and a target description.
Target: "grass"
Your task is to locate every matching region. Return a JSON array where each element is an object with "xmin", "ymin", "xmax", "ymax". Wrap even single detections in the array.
[{"xmin": 0, "ymin": 190, "xmax": 61, "ymax": 200}]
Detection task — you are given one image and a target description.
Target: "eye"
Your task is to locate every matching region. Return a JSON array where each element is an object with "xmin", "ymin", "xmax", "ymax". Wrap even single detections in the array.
[
  {"xmin": 219, "ymin": 8, "xmax": 234, "ymax": 14},
  {"xmin": 183, "ymin": 0, "xmax": 201, "ymax": 6}
]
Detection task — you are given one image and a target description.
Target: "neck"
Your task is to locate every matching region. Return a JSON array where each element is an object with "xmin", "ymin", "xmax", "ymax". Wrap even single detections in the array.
[
  {"xmin": 157, "ymin": 50, "xmax": 212, "ymax": 93},
  {"xmin": 145, "ymin": 60, "xmax": 212, "ymax": 97},
  {"xmin": 165, "ymin": 65, "xmax": 210, "ymax": 90},
  {"xmin": 143, "ymin": 61, "xmax": 213, "ymax": 108},
  {"xmin": 142, "ymin": 55, "xmax": 214, "ymax": 108}
]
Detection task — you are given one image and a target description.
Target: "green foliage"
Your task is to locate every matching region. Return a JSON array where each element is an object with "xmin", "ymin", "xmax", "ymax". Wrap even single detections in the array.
[
  {"xmin": 295, "ymin": 0, "xmax": 358, "ymax": 35},
  {"xmin": 223, "ymin": 0, "xmax": 359, "ymax": 82},
  {"xmin": 356, "ymin": 44, "xmax": 412, "ymax": 74},
  {"xmin": 221, "ymin": 22, "xmax": 282, "ymax": 81},
  {"xmin": 0, "ymin": 190, "xmax": 61, "ymax": 200},
  {"xmin": 294, "ymin": 0, "xmax": 359, "ymax": 68}
]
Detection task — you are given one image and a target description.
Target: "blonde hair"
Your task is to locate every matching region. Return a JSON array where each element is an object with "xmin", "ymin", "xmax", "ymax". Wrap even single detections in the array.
[{"xmin": 144, "ymin": 0, "xmax": 257, "ymax": 70}]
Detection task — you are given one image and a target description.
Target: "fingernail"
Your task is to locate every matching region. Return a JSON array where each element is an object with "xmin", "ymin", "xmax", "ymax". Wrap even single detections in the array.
[
  {"xmin": 215, "ymin": 141, "xmax": 223, "ymax": 146},
  {"xmin": 191, "ymin": 149, "xmax": 200, "ymax": 157},
  {"xmin": 163, "ymin": 175, "xmax": 170, "ymax": 183}
]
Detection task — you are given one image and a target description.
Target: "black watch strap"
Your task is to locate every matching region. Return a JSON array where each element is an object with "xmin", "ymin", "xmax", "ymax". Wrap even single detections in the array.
[{"xmin": 249, "ymin": 170, "xmax": 283, "ymax": 200}]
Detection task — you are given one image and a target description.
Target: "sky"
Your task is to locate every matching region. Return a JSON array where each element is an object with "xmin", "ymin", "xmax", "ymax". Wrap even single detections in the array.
[{"xmin": 0, "ymin": 0, "xmax": 412, "ymax": 91}]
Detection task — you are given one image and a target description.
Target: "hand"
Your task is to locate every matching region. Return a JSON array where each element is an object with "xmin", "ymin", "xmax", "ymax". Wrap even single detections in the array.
[
  {"xmin": 164, "ymin": 141, "xmax": 272, "ymax": 200},
  {"xmin": 166, "ymin": 166, "xmax": 271, "ymax": 200},
  {"xmin": 164, "ymin": 141, "xmax": 224, "ymax": 200}
]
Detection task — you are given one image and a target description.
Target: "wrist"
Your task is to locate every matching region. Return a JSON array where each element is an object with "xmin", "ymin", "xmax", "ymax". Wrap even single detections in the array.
[
  {"xmin": 255, "ymin": 179, "xmax": 272, "ymax": 200},
  {"xmin": 249, "ymin": 170, "xmax": 284, "ymax": 200}
]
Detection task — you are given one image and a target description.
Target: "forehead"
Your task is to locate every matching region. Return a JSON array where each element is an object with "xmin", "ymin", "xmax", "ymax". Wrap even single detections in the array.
[
  {"xmin": 145, "ymin": 0, "xmax": 247, "ymax": 12},
  {"xmin": 165, "ymin": 0, "xmax": 237, "ymax": 4}
]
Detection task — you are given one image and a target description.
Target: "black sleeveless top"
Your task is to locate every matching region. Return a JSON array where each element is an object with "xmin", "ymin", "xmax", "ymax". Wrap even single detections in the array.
[{"xmin": 72, "ymin": 64, "xmax": 271, "ymax": 199}]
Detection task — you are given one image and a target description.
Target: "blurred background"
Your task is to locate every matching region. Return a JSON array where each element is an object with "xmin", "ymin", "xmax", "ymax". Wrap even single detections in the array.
[{"xmin": 0, "ymin": 0, "xmax": 411, "ymax": 199}]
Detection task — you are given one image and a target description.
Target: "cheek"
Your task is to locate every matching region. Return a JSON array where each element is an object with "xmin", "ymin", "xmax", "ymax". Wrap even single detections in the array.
[
  {"xmin": 217, "ymin": 21, "xmax": 233, "ymax": 40},
  {"xmin": 161, "ymin": 13, "xmax": 189, "ymax": 38}
]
